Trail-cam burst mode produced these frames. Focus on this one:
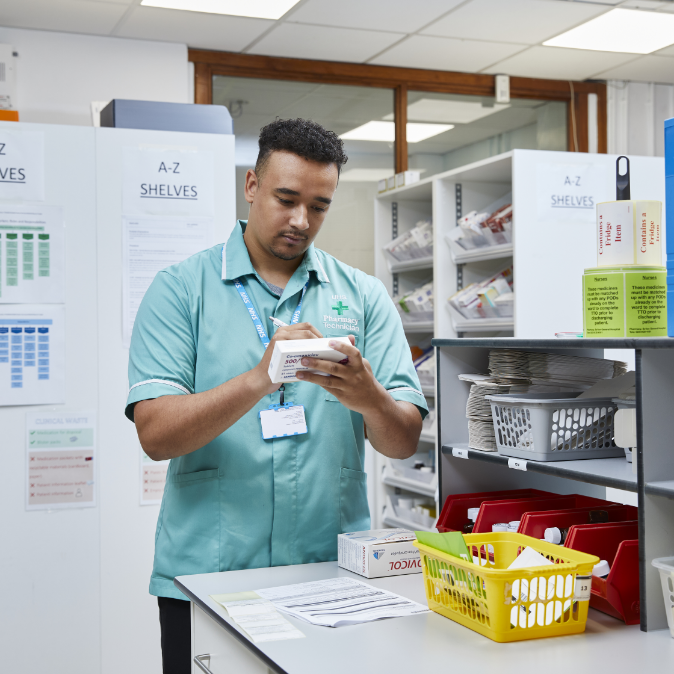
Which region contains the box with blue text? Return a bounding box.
[338,529,422,578]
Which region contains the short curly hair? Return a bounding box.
[255,118,348,179]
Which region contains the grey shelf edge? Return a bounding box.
[645,480,674,499]
[403,323,434,333]
[432,337,674,349]
[388,256,434,273]
[441,444,638,493]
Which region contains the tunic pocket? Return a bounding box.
[153,468,220,581]
[339,467,370,533]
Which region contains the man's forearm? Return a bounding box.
[362,395,422,460]
[135,370,268,461]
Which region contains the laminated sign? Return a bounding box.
[536,162,609,225]
[123,146,214,217]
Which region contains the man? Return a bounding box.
[126,118,428,673]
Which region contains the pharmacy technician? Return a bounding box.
[125,118,428,674]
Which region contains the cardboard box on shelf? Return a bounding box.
[338,529,422,578]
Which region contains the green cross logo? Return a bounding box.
[332,301,349,315]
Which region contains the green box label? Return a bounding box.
[625,272,667,336]
[584,273,624,336]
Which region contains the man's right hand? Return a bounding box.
[251,321,323,396]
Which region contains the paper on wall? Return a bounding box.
[0,304,65,406]
[536,162,609,225]
[0,205,64,303]
[122,216,213,347]
[26,410,96,510]
[123,146,214,217]
[0,129,44,202]
[140,447,169,506]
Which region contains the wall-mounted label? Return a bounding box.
[0,130,45,202]
[123,146,214,217]
[536,162,608,225]
[140,448,169,506]
[26,410,96,510]
[583,272,624,337]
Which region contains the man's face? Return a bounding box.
[244,150,339,261]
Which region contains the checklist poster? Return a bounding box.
[0,305,65,406]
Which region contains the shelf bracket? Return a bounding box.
[392,201,399,296]
[455,184,465,336]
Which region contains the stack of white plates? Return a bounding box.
[488,350,627,392]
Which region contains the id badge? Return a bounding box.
[259,402,308,440]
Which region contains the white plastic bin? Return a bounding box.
[652,557,674,638]
[486,392,625,461]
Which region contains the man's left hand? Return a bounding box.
[295,336,387,414]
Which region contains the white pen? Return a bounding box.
[269,316,288,329]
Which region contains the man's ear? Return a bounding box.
[244,169,259,205]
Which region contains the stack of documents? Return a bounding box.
[460,374,509,452]
[489,350,627,392]
[211,592,305,643]
[255,577,428,628]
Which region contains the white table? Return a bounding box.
[175,561,674,674]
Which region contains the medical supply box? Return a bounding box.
[338,529,422,579]
[268,337,351,383]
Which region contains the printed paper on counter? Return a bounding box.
[123,146,214,217]
[0,305,65,406]
[122,216,213,347]
[26,410,96,510]
[140,448,169,506]
[0,205,65,303]
[0,129,44,201]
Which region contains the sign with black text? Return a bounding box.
[536,162,608,225]
[0,130,45,201]
[123,146,214,217]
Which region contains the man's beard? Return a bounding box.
[268,232,309,261]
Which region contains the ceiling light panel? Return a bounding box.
[140,0,300,20]
[340,121,453,143]
[543,8,674,54]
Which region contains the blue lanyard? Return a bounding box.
[234,277,308,349]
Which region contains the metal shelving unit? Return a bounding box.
[433,336,674,634]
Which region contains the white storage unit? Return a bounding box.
[370,149,665,530]
[0,121,235,673]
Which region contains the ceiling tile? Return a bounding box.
[421,0,608,45]
[594,54,674,84]
[0,0,127,35]
[116,6,273,51]
[247,23,403,63]
[287,0,463,33]
[482,45,637,80]
[369,35,526,72]
[656,43,674,56]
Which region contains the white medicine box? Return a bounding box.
[267,337,351,384]
[338,529,422,578]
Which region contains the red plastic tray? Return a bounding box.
[565,521,640,624]
[519,505,638,539]
[436,489,553,533]
[472,494,610,534]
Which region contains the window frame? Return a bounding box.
[189,49,607,172]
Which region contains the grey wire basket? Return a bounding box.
[485,392,625,462]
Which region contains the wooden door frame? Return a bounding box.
[189,49,607,171]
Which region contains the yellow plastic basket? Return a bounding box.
[414,532,599,643]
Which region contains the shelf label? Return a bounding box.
[574,575,592,601]
[452,448,469,460]
[508,458,527,471]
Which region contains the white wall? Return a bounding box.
[0,26,189,126]
[608,80,674,158]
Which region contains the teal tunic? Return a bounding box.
[126,221,428,599]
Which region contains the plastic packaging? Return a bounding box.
[593,560,611,578]
[652,556,674,638]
